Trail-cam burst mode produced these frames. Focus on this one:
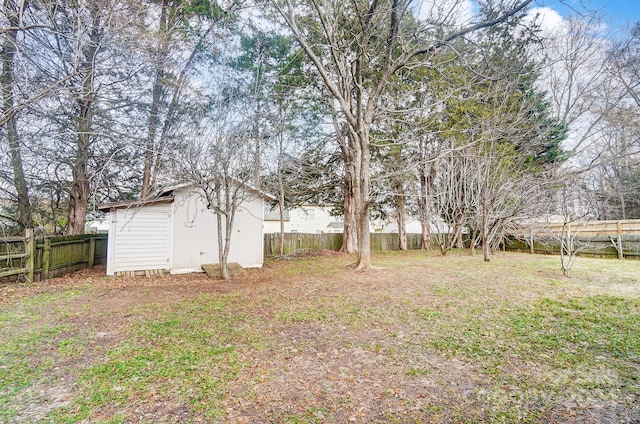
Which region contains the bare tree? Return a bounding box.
[139,0,239,198]
[64,1,105,234]
[177,114,258,281]
[588,107,640,219]
[585,23,640,219]
[432,145,477,255]
[417,142,438,250]
[1,0,31,230]
[267,0,533,270]
[549,179,608,276]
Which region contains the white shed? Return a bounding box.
[99,184,268,276]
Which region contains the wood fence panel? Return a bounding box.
[0,233,31,279]
[36,234,108,281]
[263,232,437,257]
[264,233,343,256]
[508,219,640,259]
[518,219,640,237]
[505,234,640,259]
[1,232,107,282]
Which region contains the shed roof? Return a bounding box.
[97,196,174,211]
[158,180,276,201]
[99,179,276,212]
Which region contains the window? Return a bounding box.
[298,209,315,220]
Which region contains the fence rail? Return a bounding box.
[0,231,107,282]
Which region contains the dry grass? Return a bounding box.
[1,250,639,423]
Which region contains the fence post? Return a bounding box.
[42,238,51,280]
[617,221,624,259]
[88,237,96,268]
[26,229,35,282]
[530,231,534,254]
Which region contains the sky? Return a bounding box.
[534,0,640,35]
[417,0,639,38]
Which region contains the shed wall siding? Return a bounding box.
[108,204,171,274]
[171,189,264,271]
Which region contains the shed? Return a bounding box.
[99,183,269,276]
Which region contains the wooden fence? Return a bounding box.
[264,233,343,256]
[0,231,34,280]
[0,231,107,282]
[265,226,640,260]
[264,232,434,256]
[505,219,640,259]
[512,219,640,238]
[504,235,640,259]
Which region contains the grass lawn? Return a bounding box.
[0,250,639,423]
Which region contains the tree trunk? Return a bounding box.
[452,214,464,251]
[469,228,481,256]
[277,163,285,256]
[420,222,430,250]
[418,138,435,250]
[141,68,163,198]
[149,27,211,194]
[1,0,32,230]
[216,212,229,281]
[341,163,358,253]
[67,6,101,235]
[334,115,357,253]
[354,130,372,270]
[418,184,432,251]
[67,100,92,234]
[454,229,464,249]
[452,208,465,249]
[253,99,261,191]
[482,203,490,262]
[216,179,237,282]
[395,180,407,250]
[141,0,169,198]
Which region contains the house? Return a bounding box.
[382,217,452,234]
[263,204,344,234]
[98,183,270,276]
[85,212,109,234]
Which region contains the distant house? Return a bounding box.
[85,213,109,234]
[99,183,271,276]
[382,217,452,234]
[264,204,344,234]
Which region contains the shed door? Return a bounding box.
[199,207,219,266]
[110,204,171,273]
